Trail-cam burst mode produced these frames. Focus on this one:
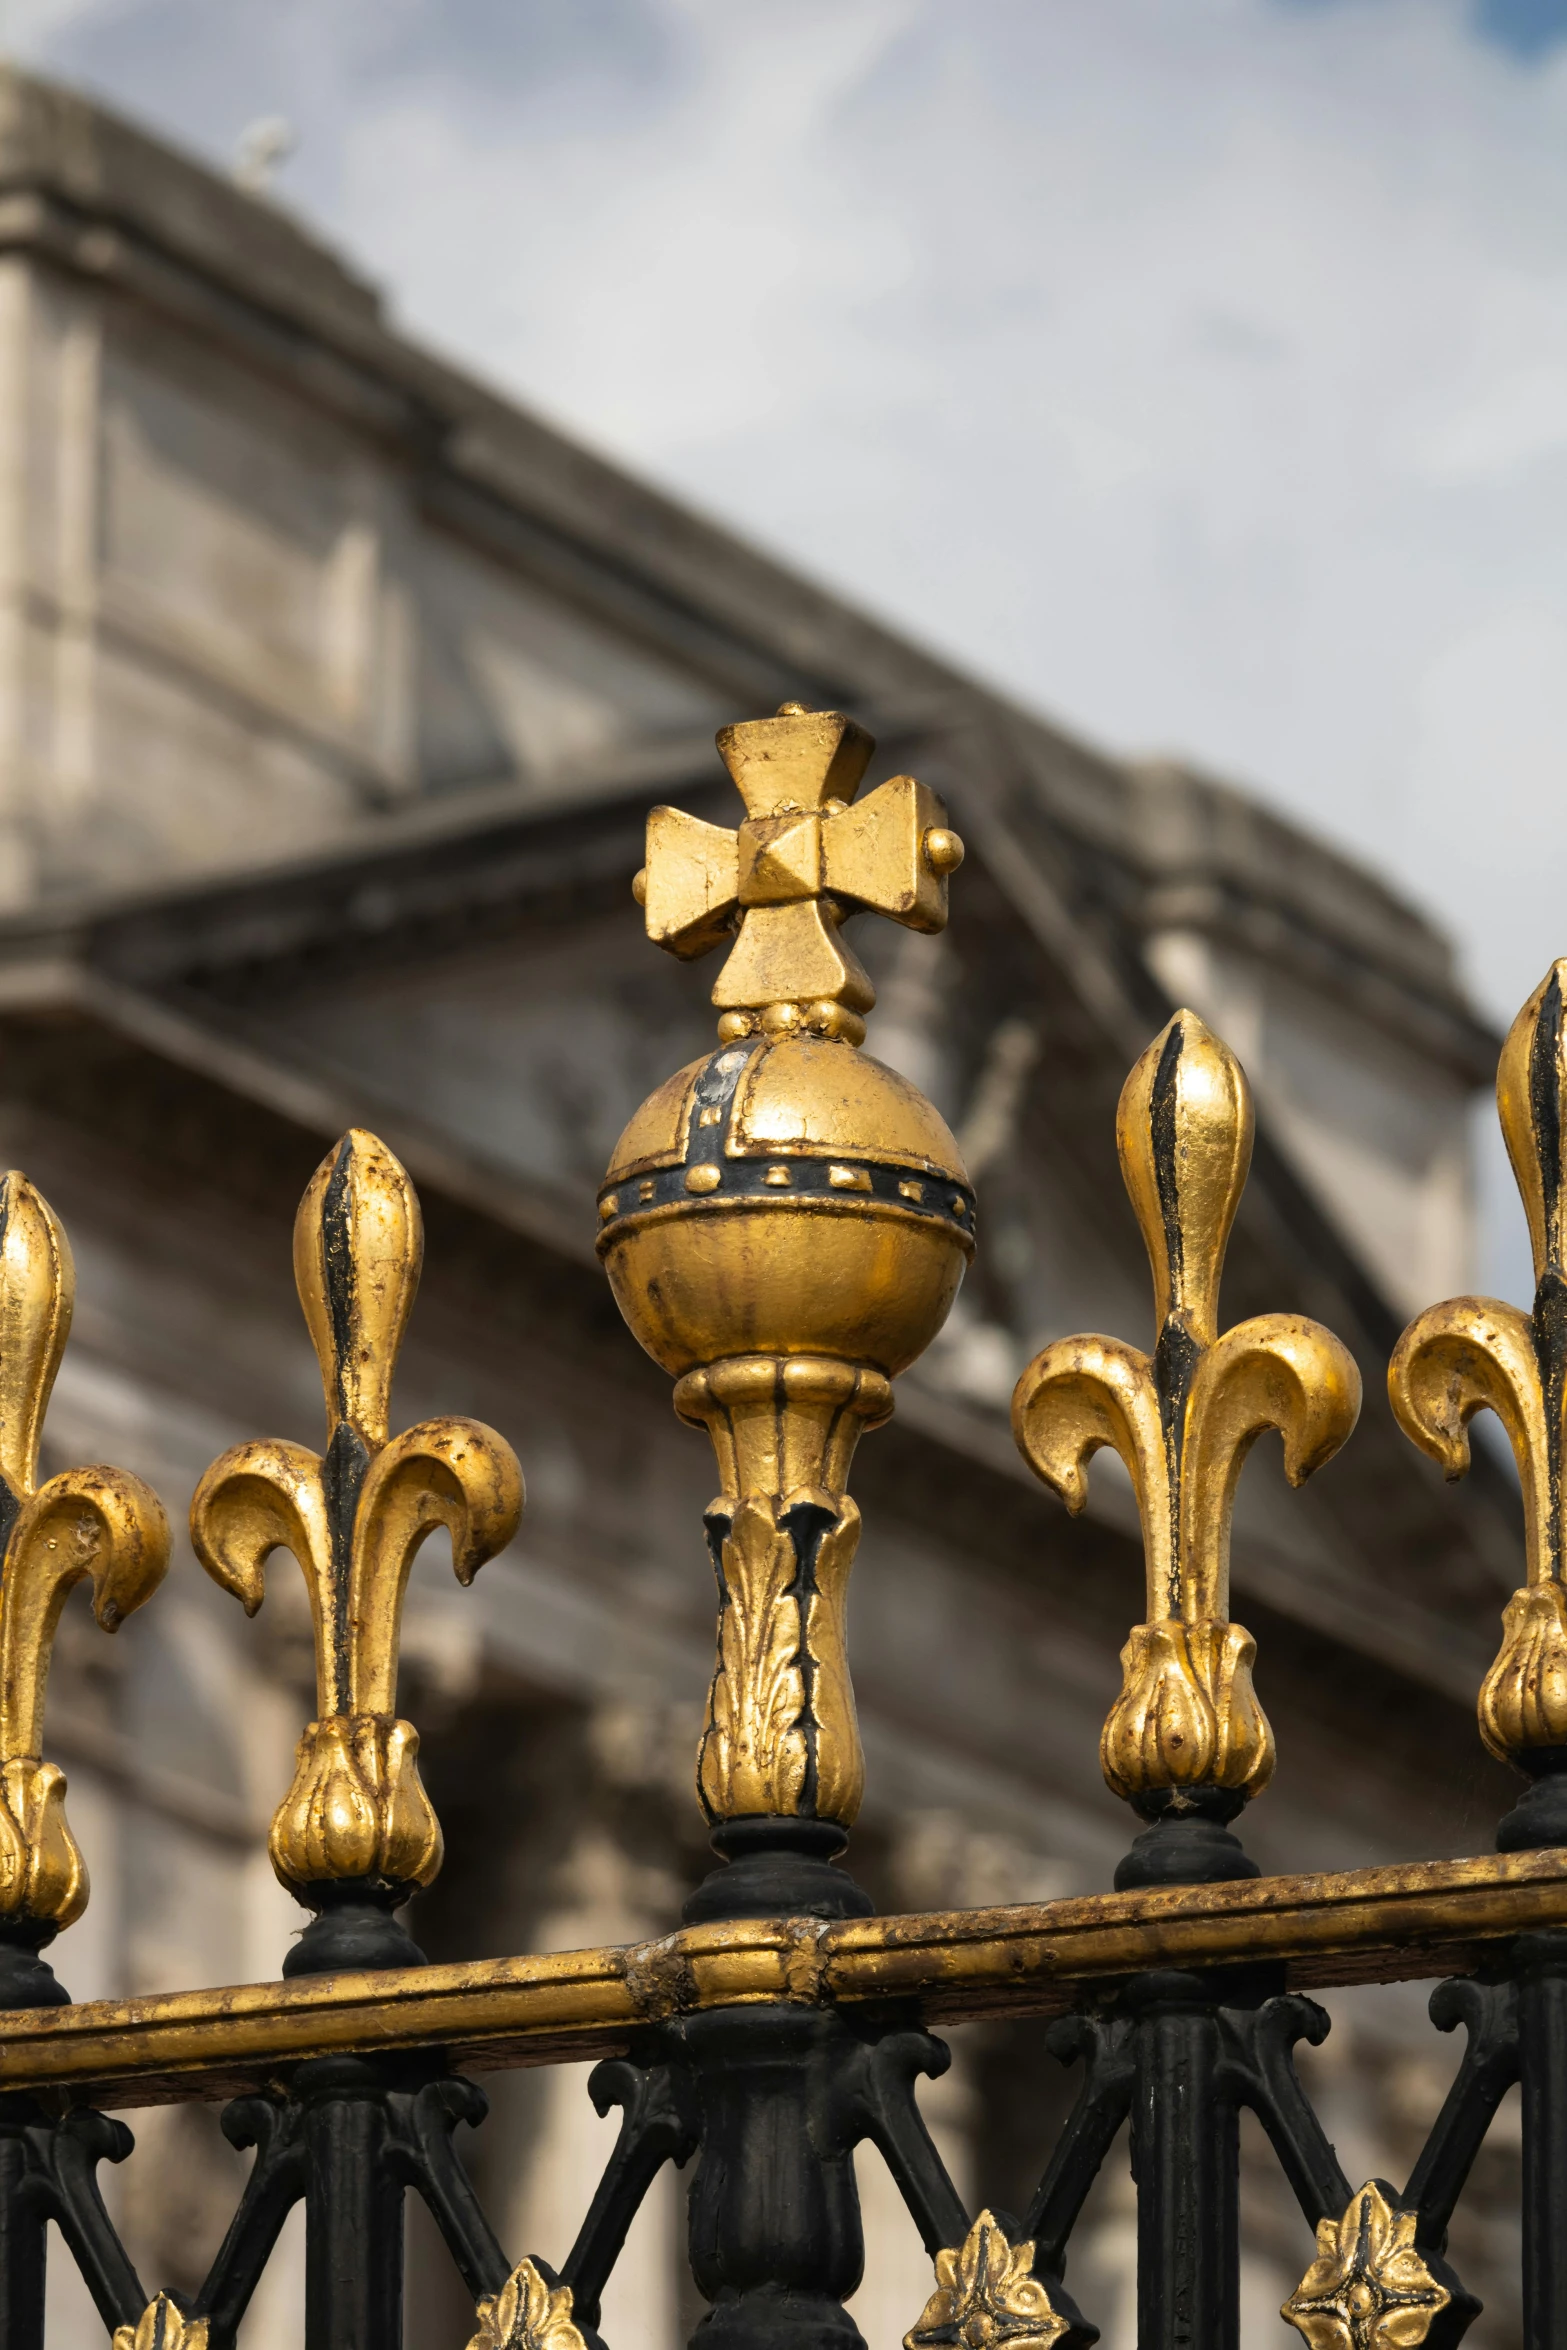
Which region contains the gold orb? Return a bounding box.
[597,1035,974,1378]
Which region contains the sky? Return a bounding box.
[8,0,1567,1294]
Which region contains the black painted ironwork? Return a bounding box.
[2,1831,1564,2347]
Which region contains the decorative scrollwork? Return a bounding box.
[111,2295,210,2350]
[1391,963,1567,1797]
[1281,2181,1451,2349]
[190,1130,523,1896]
[468,2258,587,2350]
[904,2209,1070,2350]
[0,1172,170,1929]
[1012,1013,1360,1814]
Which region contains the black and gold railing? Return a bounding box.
[0,704,1562,2349]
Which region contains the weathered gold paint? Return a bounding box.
[190,1130,523,1896]
[1013,1014,1361,1808]
[1,1850,1562,2108]
[467,2261,587,2350]
[1391,963,1567,1770]
[601,708,972,1828]
[0,1172,169,1930]
[112,2297,210,2350]
[1282,2182,1451,2349]
[905,2211,1070,2350]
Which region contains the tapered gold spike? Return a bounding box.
[191,1132,523,1924]
[1012,1013,1361,1883]
[0,1172,169,1953]
[1390,961,1567,1846]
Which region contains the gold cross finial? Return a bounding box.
[634,704,964,1047]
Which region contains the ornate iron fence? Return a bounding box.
[0,702,1562,2348]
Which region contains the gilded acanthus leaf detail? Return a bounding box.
[904,2210,1070,2350]
[467,2258,587,2350]
[1281,2182,1450,2350]
[698,1494,809,1821]
[112,2294,210,2350]
[679,1359,884,1827]
[1012,1014,1360,1814]
[0,1172,170,1929]
[190,1130,523,1895]
[1391,963,1567,1785]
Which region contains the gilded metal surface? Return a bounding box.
[1012,1013,1361,1807]
[1281,2182,1450,2349]
[602,709,972,1826]
[637,702,962,1043]
[0,1172,169,1928]
[467,2260,586,2350]
[111,2296,210,2350]
[189,1130,523,1896]
[3,1849,1565,2107]
[904,2210,1070,2350]
[677,1359,889,1824]
[1390,961,1567,1767]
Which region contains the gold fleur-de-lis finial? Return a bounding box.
[633,703,964,1047]
[0,1173,170,1950]
[904,2210,1071,2350]
[1011,1014,1361,1882]
[1390,961,1567,1846]
[1281,2182,1453,2349]
[190,1131,523,1939]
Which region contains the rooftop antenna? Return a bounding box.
[234,115,296,195]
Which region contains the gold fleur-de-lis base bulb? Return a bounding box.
[191,1131,522,1967]
[600,709,973,1902]
[1012,1013,1360,1888]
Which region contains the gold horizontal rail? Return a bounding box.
[4,1847,1564,2108]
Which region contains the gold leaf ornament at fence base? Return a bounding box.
[468,2258,587,2350]
[1281,2182,1451,2350]
[112,2295,210,2350]
[904,2210,1070,2350]
[190,1130,523,1897]
[1012,1013,1360,1823]
[0,1173,170,1931]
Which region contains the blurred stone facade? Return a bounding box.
[0,63,1529,2349]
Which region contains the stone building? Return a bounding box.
[0,62,1529,2348]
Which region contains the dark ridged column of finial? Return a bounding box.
[1516,1933,1567,2350]
[295,2056,407,2350]
[0,2106,47,2350]
[1128,1972,1241,2350]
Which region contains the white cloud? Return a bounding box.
[20,0,1567,1170]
